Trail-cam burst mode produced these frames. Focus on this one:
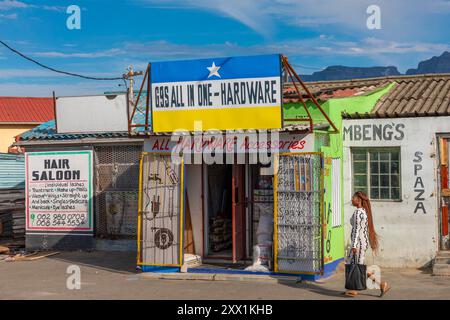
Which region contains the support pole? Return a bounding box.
[145,63,151,133]
[283,60,314,132]
[128,64,150,135]
[281,55,339,134]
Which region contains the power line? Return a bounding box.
[1,39,324,79]
[0,39,125,81]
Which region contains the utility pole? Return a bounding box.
[123,65,143,105]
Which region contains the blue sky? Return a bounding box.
[0,0,450,96]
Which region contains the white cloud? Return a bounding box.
[0,12,17,19]
[33,48,124,58]
[140,0,367,35]
[141,0,275,38]
[121,37,450,60]
[339,38,450,55]
[141,0,450,41]
[0,82,117,97]
[118,37,450,74]
[0,0,28,11]
[0,68,121,79]
[2,35,449,96]
[3,37,448,80]
[0,1,70,13]
[40,5,66,12]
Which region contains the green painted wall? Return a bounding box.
[283,83,395,268]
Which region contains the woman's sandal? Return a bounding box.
[380,281,391,297]
[345,290,358,297]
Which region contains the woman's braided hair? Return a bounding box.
[354,191,379,251]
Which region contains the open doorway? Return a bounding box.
[201,163,249,269]
[205,164,233,258]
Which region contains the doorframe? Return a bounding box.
[202,163,234,260]
[232,163,246,263]
[202,163,249,262]
[437,134,450,250]
[245,163,251,259]
[202,164,209,257]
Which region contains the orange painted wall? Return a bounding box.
[0,124,36,152]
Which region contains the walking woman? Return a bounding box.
[345,191,390,297]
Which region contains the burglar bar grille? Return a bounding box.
[94,145,142,238]
[276,154,323,274]
[139,153,182,266]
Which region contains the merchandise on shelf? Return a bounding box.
[209,217,232,252]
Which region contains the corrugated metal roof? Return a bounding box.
[19,119,130,141]
[18,118,327,142]
[0,97,54,123]
[0,153,24,189]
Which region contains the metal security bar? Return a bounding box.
[94,145,142,238]
[138,153,184,267]
[275,153,323,274]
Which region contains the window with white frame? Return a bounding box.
[352,148,401,201]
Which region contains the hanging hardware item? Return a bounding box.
[149,173,162,184]
[164,158,179,185]
[152,227,174,250]
[151,195,160,218]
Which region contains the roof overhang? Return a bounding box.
[0,122,44,125]
[16,124,330,146]
[342,111,450,120]
[14,137,145,147]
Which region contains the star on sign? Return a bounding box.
[207,62,221,78]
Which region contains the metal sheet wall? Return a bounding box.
[0,153,25,190]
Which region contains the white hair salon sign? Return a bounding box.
[25,151,93,234]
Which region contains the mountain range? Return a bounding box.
[301,51,450,82]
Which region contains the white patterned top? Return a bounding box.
[350,207,369,250]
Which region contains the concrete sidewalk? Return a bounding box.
[1,251,450,300]
[141,271,300,283]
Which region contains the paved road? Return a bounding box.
[1,251,449,300]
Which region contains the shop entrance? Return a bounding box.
[204,164,233,259]
[138,149,325,275]
[204,164,247,263]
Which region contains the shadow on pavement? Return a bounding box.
[278,278,382,299]
[278,280,345,298]
[47,250,138,274]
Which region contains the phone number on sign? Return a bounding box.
[32,213,88,228]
